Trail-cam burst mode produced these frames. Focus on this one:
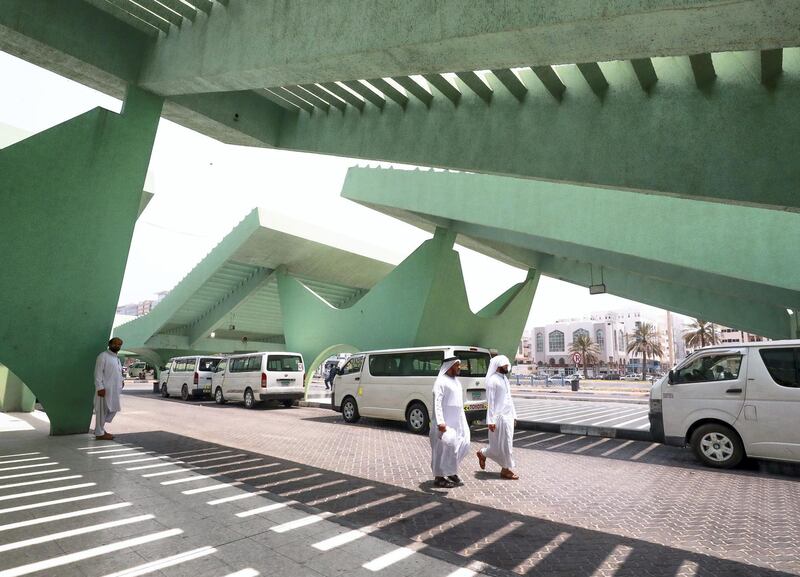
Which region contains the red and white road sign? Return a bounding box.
[571,352,582,364]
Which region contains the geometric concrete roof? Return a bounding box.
[114,208,394,356]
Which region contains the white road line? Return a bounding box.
[306,485,374,508]
[0,491,113,514]
[0,514,154,553]
[236,500,297,518]
[127,461,185,471]
[221,570,259,577]
[182,482,243,495]
[77,444,130,451]
[582,408,646,425]
[513,432,547,443]
[612,415,650,428]
[521,434,564,447]
[637,422,651,430]
[601,440,634,457]
[112,456,170,465]
[279,479,347,497]
[161,474,218,486]
[100,546,216,577]
[142,468,197,478]
[98,452,152,460]
[85,447,140,455]
[239,467,299,482]
[0,474,82,490]
[271,512,333,533]
[0,468,70,481]
[573,438,611,453]
[312,529,369,551]
[512,532,571,573]
[518,406,616,422]
[0,482,96,502]
[0,456,49,466]
[161,447,221,457]
[631,443,660,460]
[0,528,182,577]
[588,410,648,427]
[516,405,598,419]
[565,408,641,425]
[363,546,419,571]
[180,451,233,462]
[0,462,57,473]
[182,454,246,466]
[0,452,40,459]
[0,502,131,532]
[446,569,477,577]
[257,473,322,489]
[547,436,586,450]
[208,491,267,506]
[517,402,620,417]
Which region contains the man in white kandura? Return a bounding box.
[477,355,519,480]
[93,338,124,440]
[430,357,471,488]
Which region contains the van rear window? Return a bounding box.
[267,355,302,372]
[198,358,220,372]
[455,351,491,378]
[759,348,800,388]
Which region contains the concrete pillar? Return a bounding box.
[0,365,35,412]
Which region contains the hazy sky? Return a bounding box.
[1,50,668,328]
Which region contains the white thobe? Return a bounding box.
[480,372,517,469]
[93,350,123,435]
[430,375,471,477]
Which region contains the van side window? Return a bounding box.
[174,360,186,372]
[342,356,364,375]
[267,355,302,372]
[198,358,220,372]
[409,351,443,376]
[184,358,196,371]
[673,354,742,383]
[216,359,227,373]
[369,353,403,377]
[230,357,248,373]
[759,348,800,388]
[245,356,261,372]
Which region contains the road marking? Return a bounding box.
[257,473,322,489]
[512,532,571,573]
[279,479,347,497]
[85,447,141,455]
[588,410,648,426]
[182,481,243,495]
[0,456,49,465]
[363,545,421,571]
[271,511,334,533]
[313,529,369,551]
[0,482,96,502]
[0,452,40,459]
[112,456,170,465]
[160,447,220,457]
[612,415,650,428]
[513,432,547,443]
[161,474,217,486]
[573,438,611,453]
[631,443,660,460]
[547,436,586,450]
[0,528,183,577]
[0,474,82,490]
[0,514,154,553]
[180,450,233,462]
[0,462,57,473]
[0,468,70,481]
[0,502,131,532]
[221,570,259,577]
[236,500,297,518]
[208,490,267,506]
[458,521,523,556]
[142,468,197,478]
[305,485,374,507]
[240,467,299,482]
[182,453,245,465]
[601,440,634,457]
[521,434,564,447]
[566,408,641,425]
[127,461,185,471]
[99,452,151,460]
[637,422,651,430]
[0,491,114,515]
[100,546,216,577]
[77,444,130,451]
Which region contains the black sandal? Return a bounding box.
[447,475,463,486]
[434,476,456,488]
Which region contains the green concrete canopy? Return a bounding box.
[2,1,800,211]
[341,167,800,340]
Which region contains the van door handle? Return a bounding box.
[354,377,360,381]
[726,388,742,394]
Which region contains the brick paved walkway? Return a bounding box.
[19,391,800,576]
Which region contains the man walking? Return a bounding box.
[93,338,124,440]
[477,355,519,479]
[430,357,471,488]
[325,362,337,390]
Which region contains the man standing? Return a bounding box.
[325,363,337,390]
[430,357,471,488]
[93,338,124,440]
[477,355,519,480]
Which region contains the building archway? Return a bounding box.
[304,344,360,399]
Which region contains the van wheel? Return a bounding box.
[180,384,189,401]
[161,384,169,398]
[244,388,256,409]
[281,399,294,408]
[690,423,744,469]
[341,396,360,423]
[214,387,226,405]
[406,402,430,435]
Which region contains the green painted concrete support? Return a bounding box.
[0,365,35,413]
[276,229,538,397]
[0,86,163,434]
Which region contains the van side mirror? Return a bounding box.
[668,370,674,384]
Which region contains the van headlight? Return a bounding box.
[649,398,662,413]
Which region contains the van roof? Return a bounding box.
[225,351,302,358]
[690,339,800,351]
[168,355,223,361]
[354,345,492,355]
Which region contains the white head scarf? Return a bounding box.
[438,357,460,378]
[485,354,510,381]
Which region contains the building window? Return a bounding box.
[596,329,605,349]
[549,330,565,352]
[536,333,544,352]
[558,357,565,365]
[573,328,589,341]
[549,358,555,366]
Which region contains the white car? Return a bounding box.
[620,374,643,381]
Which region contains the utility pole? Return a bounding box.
[666,310,675,368]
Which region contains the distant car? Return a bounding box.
[564,374,580,384]
[603,373,622,380]
[532,373,552,383]
[620,374,643,381]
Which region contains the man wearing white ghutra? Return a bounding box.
[477,354,519,480]
[430,356,471,488]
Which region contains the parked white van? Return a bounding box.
[161,356,223,401]
[333,346,491,434]
[649,340,800,468]
[212,352,305,409]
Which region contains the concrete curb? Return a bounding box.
[516,419,654,442]
[299,400,332,409]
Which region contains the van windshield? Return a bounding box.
[198,358,220,372]
[455,351,491,378]
[267,355,303,372]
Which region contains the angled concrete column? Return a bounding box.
[0,365,35,413]
[0,86,163,434]
[277,227,538,397]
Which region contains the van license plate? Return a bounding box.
[471,391,481,400]
[466,402,488,411]
[278,379,294,386]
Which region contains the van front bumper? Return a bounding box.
[465,409,487,422]
[259,391,304,401]
[648,411,665,443]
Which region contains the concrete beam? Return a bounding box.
[137,0,800,95]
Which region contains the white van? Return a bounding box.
[212,352,305,409]
[333,346,491,434]
[649,340,800,468]
[161,356,223,401]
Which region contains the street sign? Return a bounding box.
[571,352,582,364]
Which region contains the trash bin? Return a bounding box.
[571,380,580,392]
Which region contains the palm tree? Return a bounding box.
[569,334,600,378]
[683,319,718,350]
[626,323,663,380]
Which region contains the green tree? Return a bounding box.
[626,323,664,380]
[682,319,718,350]
[569,334,600,378]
